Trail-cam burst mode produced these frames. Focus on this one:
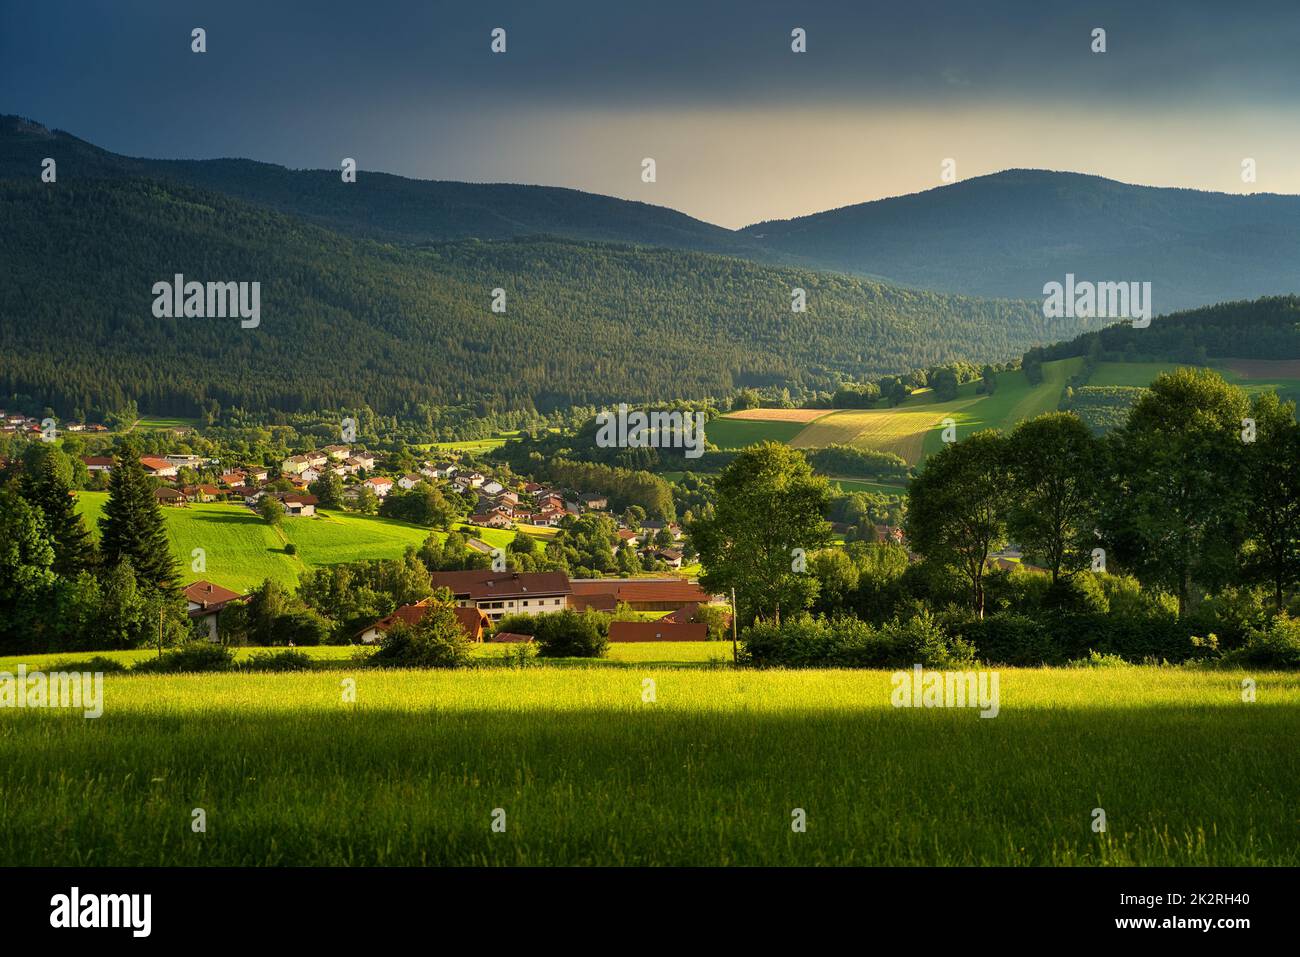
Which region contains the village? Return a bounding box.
[63,435,718,647]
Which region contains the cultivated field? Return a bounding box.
[791,401,981,463]
[781,357,1084,464]
[0,662,1294,866]
[722,408,835,423]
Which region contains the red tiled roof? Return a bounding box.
[609,621,708,642]
[660,602,701,624]
[82,456,114,467]
[139,456,173,471]
[569,579,711,604]
[359,600,490,641]
[184,580,242,610]
[431,570,572,600]
[569,593,618,613]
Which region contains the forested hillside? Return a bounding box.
[1023,296,1300,368]
[742,170,1300,310]
[0,178,1062,419]
[0,115,760,254]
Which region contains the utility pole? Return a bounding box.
[730,586,738,664]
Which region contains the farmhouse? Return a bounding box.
[356,601,492,644]
[82,456,113,473]
[139,456,178,478]
[184,580,243,642]
[468,512,513,529]
[279,493,318,517]
[569,578,714,613]
[154,487,186,505]
[431,570,571,622]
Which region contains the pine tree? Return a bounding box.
[99,446,178,592]
[21,446,97,577]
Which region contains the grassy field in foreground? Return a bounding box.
[0,642,733,673]
[0,666,1295,865]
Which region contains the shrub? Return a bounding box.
[1066,650,1131,668]
[533,609,609,658]
[284,543,298,556]
[242,649,314,672]
[492,613,539,637]
[132,642,236,674]
[50,655,129,674]
[880,610,975,668]
[502,641,539,668]
[956,613,1055,666]
[262,608,331,647]
[742,610,972,669]
[1224,615,1300,668]
[370,604,471,668]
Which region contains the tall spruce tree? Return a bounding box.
[21,445,97,577]
[99,445,178,592]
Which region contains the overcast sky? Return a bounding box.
[4,0,1299,228]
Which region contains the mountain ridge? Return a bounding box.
[7,114,1300,312]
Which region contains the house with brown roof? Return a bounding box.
[82,456,114,473]
[355,601,492,644]
[569,578,714,612]
[278,493,318,517]
[185,580,244,642]
[468,512,513,529]
[139,456,179,478]
[154,486,186,505]
[430,570,571,622]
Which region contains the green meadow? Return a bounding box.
[0,663,1294,866]
[77,493,443,592]
[705,416,809,449]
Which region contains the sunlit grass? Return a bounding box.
[0,665,1294,866]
